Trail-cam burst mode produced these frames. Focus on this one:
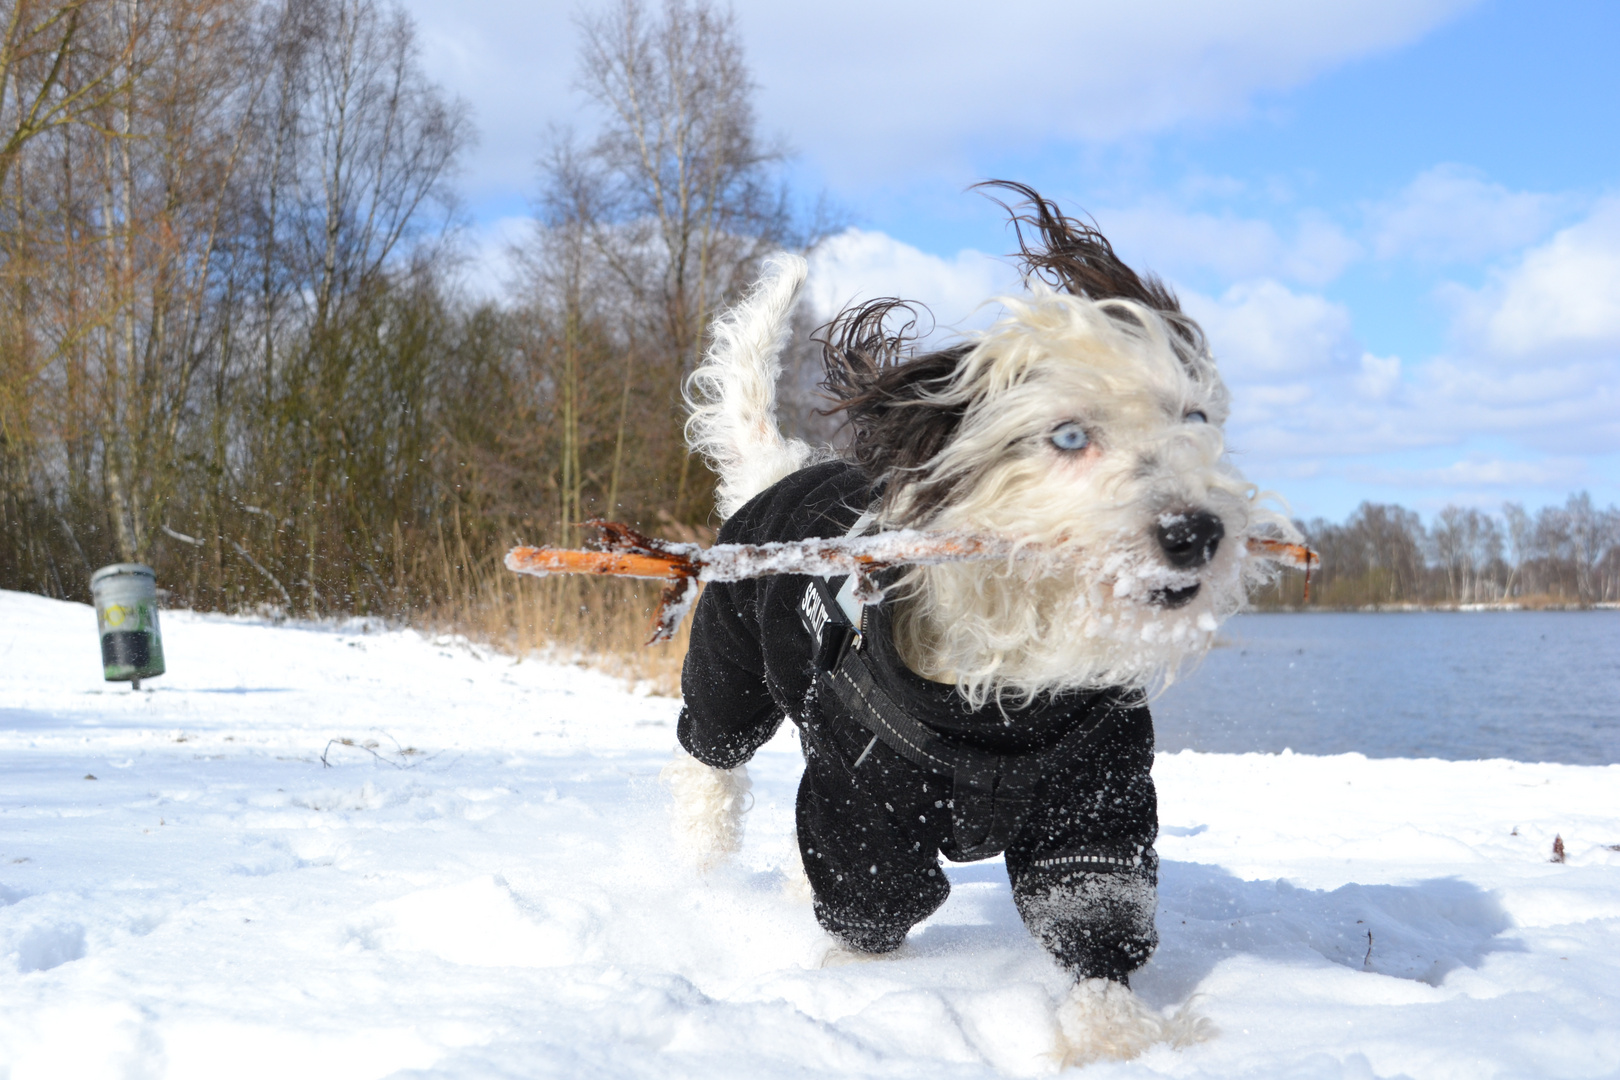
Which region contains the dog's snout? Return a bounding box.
[1156,511,1224,568]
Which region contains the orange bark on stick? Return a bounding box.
[1245,538,1320,601]
[1244,537,1317,569]
[504,522,1320,642]
[504,547,695,581]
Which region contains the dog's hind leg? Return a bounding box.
[660,750,752,871]
[794,749,951,954]
[684,253,819,520]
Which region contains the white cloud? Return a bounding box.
[1395,198,1620,458]
[743,0,1480,181]
[1453,197,1620,360]
[1099,205,1359,287]
[1184,280,1357,380]
[1355,353,1402,400]
[398,0,1480,196]
[1177,281,1458,467]
[402,3,578,199]
[1288,217,1365,285]
[1402,356,1620,457]
[1348,456,1587,488]
[805,229,1019,332]
[1181,261,1617,466]
[450,216,532,301]
[1369,164,1567,263]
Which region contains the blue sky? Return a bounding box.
[403,0,1618,522]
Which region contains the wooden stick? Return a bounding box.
[1244,538,1317,570]
[504,521,1320,641]
[1244,538,1319,602]
[503,548,692,580]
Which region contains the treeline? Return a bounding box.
[1258,494,1620,609]
[3,0,1612,636]
[1,0,823,626]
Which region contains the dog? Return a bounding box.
[664,182,1296,1065]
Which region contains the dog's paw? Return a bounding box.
[1055,979,1215,1067]
[660,751,751,870]
[1160,999,1218,1051]
[811,938,902,969]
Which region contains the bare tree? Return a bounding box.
[296,0,465,327]
[1432,506,1504,604]
[223,0,468,611]
[1502,502,1532,598]
[0,0,132,190]
[1563,492,1614,604]
[1,0,132,471]
[1,0,473,612]
[1,0,264,564]
[534,0,803,523]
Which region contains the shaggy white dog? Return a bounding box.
[669,184,1297,1063]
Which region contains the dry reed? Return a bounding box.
[419,540,693,697]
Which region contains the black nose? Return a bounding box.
[1156,511,1224,568]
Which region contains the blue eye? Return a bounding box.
[1185,410,1208,424]
[1050,421,1090,452]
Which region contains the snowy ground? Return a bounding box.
[2,589,1618,1080]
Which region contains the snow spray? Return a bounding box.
[90,563,166,688]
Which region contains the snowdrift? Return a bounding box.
[1,589,1617,1078]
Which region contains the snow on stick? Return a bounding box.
[505,521,1318,643]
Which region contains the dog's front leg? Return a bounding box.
[1012,862,1213,1064]
[1010,858,1160,984]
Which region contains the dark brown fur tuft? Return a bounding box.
[816,299,972,521]
[973,180,1180,310]
[975,179,1207,360]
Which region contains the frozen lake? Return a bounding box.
[1154,610,1620,765]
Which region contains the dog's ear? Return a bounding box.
[975,180,1177,309]
[816,301,974,520]
[975,180,1208,364]
[816,298,925,399]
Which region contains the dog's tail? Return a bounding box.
[686,253,819,520]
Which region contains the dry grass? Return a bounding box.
[420,544,694,697]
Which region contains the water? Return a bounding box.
[1152,611,1620,766]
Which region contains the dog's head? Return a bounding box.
[822,183,1299,704]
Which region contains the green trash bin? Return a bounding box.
[91,563,166,688]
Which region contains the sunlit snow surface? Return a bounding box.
[2,589,1618,1079]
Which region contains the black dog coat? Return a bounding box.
[678,460,1160,982]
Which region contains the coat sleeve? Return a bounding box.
[676,461,871,770]
[676,573,784,769]
[1004,696,1160,983]
[675,487,791,770]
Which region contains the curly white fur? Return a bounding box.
[1055,979,1215,1066]
[879,287,1300,704]
[688,263,1299,706]
[685,253,820,520]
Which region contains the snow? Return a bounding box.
[2,588,1618,1079]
